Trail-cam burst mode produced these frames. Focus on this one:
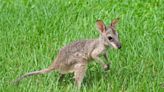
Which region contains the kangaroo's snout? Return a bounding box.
[110,41,121,49]
[117,44,121,49]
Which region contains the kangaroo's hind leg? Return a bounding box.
[58,74,65,82]
[74,62,87,89]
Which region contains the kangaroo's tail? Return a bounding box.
[13,67,55,85]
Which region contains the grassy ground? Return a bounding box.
[0,0,163,92]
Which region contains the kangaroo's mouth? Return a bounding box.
[110,42,121,49]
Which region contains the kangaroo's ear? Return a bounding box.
[96,20,106,33]
[110,18,120,28]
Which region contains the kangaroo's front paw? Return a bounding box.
[103,64,110,71]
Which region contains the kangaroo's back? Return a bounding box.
[53,40,97,66]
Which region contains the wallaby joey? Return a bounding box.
[14,18,121,88]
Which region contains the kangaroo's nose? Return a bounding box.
[118,45,121,49]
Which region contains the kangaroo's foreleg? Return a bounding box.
[91,50,108,70]
[103,52,110,71]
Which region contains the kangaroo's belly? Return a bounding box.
[57,53,89,74]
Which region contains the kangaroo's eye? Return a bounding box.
[108,36,112,40]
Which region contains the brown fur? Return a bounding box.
[13,18,121,88]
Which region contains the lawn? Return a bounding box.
[0,0,163,92]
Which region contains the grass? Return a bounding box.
[0,0,163,92]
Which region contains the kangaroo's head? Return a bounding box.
[96,18,121,49]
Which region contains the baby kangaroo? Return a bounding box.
[14,18,121,88]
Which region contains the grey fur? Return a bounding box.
[13,18,121,88]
